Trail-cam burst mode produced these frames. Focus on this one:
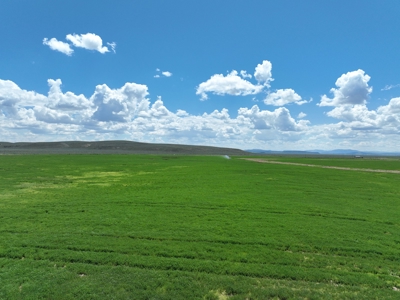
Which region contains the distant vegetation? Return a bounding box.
[1,154,400,299]
[0,141,248,155]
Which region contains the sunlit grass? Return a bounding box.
[0,155,399,299]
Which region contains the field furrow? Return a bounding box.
[1,155,400,299]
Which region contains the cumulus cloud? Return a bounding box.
[297,112,307,119]
[264,89,309,106]
[196,70,263,100]
[154,69,173,78]
[34,106,74,124]
[44,33,114,55]
[66,33,111,54]
[321,97,400,135]
[43,38,74,56]
[0,80,47,118]
[162,71,172,77]
[91,82,150,122]
[0,77,314,149]
[316,69,400,135]
[240,70,252,79]
[0,79,95,124]
[196,60,275,100]
[377,97,400,114]
[47,79,92,111]
[238,105,308,131]
[319,69,372,107]
[326,105,376,122]
[254,60,273,87]
[2,69,400,152]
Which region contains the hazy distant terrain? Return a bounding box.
[247,149,400,156]
[0,141,249,155]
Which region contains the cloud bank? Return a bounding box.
[1,63,400,151]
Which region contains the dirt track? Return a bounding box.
[242,158,400,174]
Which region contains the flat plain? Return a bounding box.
[0,154,400,299]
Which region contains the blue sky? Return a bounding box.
[1,0,400,150]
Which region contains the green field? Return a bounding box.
[1,155,400,299]
[258,156,400,171]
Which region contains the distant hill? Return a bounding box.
[0,141,249,155]
[246,148,400,156]
[247,149,320,155]
[308,149,400,156]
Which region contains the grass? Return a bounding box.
[0,154,399,299]
[257,155,400,170]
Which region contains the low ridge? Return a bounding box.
[0,140,249,155]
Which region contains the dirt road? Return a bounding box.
[242,158,400,174]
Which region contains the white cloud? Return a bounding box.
[34,106,74,124]
[107,42,117,53]
[297,112,307,119]
[162,71,172,77]
[196,60,275,100]
[0,79,47,118]
[264,89,309,106]
[0,77,313,148]
[322,97,400,135]
[326,105,376,122]
[47,79,92,111]
[43,38,74,56]
[91,82,150,122]
[176,109,189,117]
[43,33,114,55]
[317,70,400,136]
[319,69,372,107]
[377,97,400,114]
[238,105,308,131]
[240,70,252,79]
[196,70,263,100]
[381,84,400,91]
[154,69,173,78]
[66,33,110,54]
[2,71,400,152]
[254,60,273,87]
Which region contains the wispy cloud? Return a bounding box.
[107,42,117,53]
[381,84,400,91]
